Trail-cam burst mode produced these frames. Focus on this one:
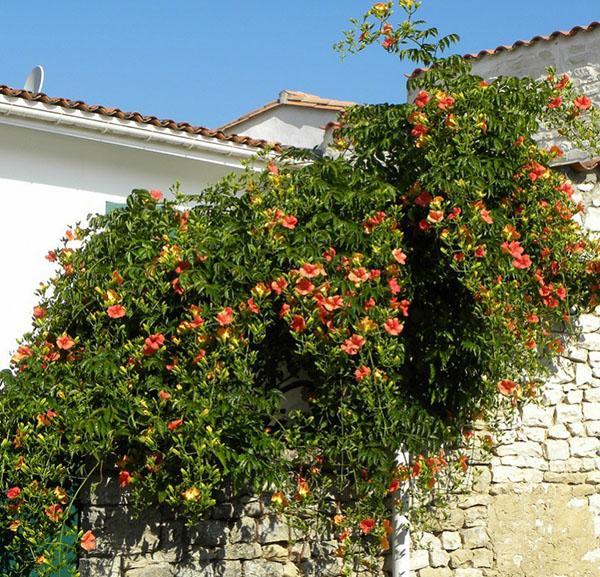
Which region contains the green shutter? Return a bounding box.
[105,200,126,214]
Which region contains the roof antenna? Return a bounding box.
[24,65,44,93]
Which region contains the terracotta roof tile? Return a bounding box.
[0,85,282,152]
[219,90,355,131]
[463,21,600,60]
[412,21,600,76]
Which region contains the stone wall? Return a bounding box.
[78,483,354,577]
[409,168,600,577]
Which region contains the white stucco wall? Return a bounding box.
[224,106,340,149]
[0,123,242,366]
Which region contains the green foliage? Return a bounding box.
[1,3,599,574]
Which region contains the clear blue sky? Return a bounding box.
[0,1,598,129]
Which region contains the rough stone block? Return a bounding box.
[454,569,483,577]
[582,333,600,351]
[585,387,600,402]
[564,345,588,363]
[263,544,289,563]
[463,506,488,527]
[461,526,488,549]
[410,549,429,570]
[230,516,257,543]
[440,531,461,551]
[495,441,541,457]
[544,440,570,460]
[521,405,553,427]
[548,423,570,439]
[257,516,291,544]
[214,561,243,577]
[577,364,594,386]
[420,569,453,577]
[556,403,582,423]
[188,520,229,548]
[215,543,262,561]
[280,562,300,577]
[78,556,122,577]
[429,547,450,568]
[570,437,600,457]
[124,563,177,577]
[583,402,600,420]
[471,547,493,568]
[567,389,584,404]
[449,548,472,568]
[244,500,263,517]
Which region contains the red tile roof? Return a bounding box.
[219,90,355,131]
[0,85,282,151]
[464,21,600,60]
[412,21,600,76]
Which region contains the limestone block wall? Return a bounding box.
[409,168,600,577]
[78,482,361,577]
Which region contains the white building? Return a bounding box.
[0,86,278,363]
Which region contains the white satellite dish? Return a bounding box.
[24,65,45,93]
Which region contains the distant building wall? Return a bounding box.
[223,106,339,150]
[0,122,242,365]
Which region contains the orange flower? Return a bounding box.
[479,208,493,224]
[80,530,96,552]
[143,333,165,356]
[354,365,371,382]
[290,315,306,333]
[118,471,133,489]
[359,518,376,535]
[295,278,315,296]
[437,94,455,111]
[182,487,201,501]
[33,306,46,319]
[45,504,64,522]
[427,210,444,224]
[299,263,326,278]
[267,161,279,176]
[271,277,288,295]
[512,254,532,270]
[497,379,518,396]
[414,191,433,207]
[338,529,350,542]
[7,487,21,500]
[384,318,404,336]
[168,418,184,431]
[281,215,298,230]
[271,491,288,507]
[340,334,366,355]
[11,345,32,364]
[547,96,563,109]
[295,477,310,500]
[414,90,431,108]
[107,305,126,319]
[53,487,68,504]
[474,245,486,259]
[347,267,370,285]
[246,298,260,314]
[8,519,21,532]
[215,307,234,326]
[149,189,163,201]
[56,334,75,350]
[574,95,592,111]
[392,249,407,264]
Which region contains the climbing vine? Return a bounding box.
[1,2,599,575]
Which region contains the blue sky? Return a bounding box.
[0,1,598,128]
